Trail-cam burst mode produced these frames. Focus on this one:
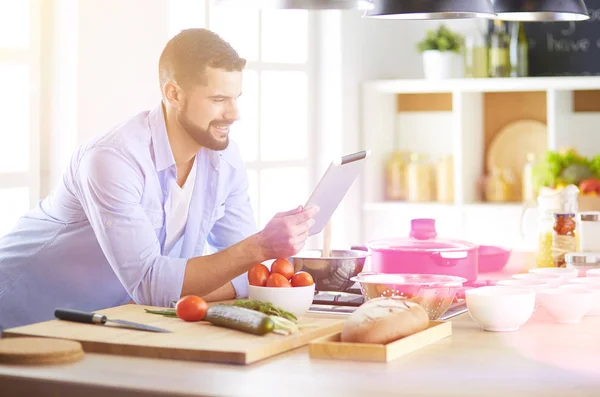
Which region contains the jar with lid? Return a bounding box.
[552,213,577,268]
[384,151,409,201]
[579,212,600,252]
[407,153,434,202]
[565,252,600,277]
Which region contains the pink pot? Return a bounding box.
[366,219,479,283]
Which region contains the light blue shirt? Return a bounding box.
[0,104,256,331]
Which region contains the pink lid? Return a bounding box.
[367,218,477,252]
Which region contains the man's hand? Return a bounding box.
[255,205,320,261]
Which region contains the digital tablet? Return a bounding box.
[305,150,371,236]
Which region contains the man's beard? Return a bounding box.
[177,106,230,151]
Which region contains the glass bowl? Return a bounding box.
[350,272,467,320]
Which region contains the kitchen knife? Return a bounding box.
[54,308,172,333]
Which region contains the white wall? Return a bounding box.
[42,0,170,196]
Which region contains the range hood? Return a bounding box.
[212,0,374,9]
[491,0,590,21]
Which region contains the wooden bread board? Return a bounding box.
[308,321,452,363]
[2,304,344,365]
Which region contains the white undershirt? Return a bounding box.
[164,158,197,255]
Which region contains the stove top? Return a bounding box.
[309,290,468,320]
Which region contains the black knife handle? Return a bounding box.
[55,308,107,325]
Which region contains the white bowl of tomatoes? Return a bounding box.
[248,258,316,317]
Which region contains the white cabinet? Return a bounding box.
[360,77,600,249]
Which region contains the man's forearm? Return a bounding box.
[180,233,265,298]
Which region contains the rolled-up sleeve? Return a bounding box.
[72,146,187,307]
[206,166,257,299]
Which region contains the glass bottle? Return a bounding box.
[407,153,433,202]
[488,20,510,78]
[384,151,409,201]
[552,213,577,268]
[436,154,454,203]
[485,167,510,202]
[522,153,536,203]
[464,33,488,78]
[509,21,529,77]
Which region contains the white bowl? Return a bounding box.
[513,273,563,288]
[537,288,594,324]
[248,284,315,317]
[466,286,535,332]
[568,277,600,286]
[562,283,600,316]
[497,279,551,291]
[529,268,578,284]
[587,269,600,277]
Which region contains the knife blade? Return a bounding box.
[54,308,172,333]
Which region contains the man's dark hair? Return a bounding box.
[158,28,246,91]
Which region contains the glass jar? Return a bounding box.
[407,153,434,202]
[485,167,511,202]
[579,212,600,252]
[464,34,488,78]
[384,151,409,201]
[436,154,454,203]
[522,153,536,203]
[552,213,577,268]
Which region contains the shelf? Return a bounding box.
[363,202,523,212]
[365,76,600,94]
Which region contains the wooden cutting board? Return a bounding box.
[2,304,344,365]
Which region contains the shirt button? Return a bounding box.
[106,220,113,226]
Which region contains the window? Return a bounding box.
[0,0,40,236]
[168,1,315,229]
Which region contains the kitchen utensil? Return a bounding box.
[248,283,316,317]
[366,218,479,282]
[578,212,600,252]
[478,245,512,273]
[55,308,172,333]
[289,249,368,292]
[308,320,451,363]
[0,337,84,365]
[512,272,563,288]
[560,284,600,316]
[350,272,467,320]
[487,119,547,188]
[465,286,535,332]
[565,252,600,277]
[4,304,345,365]
[528,267,578,284]
[537,288,594,324]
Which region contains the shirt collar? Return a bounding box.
[148,102,221,172]
[148,103,176,172]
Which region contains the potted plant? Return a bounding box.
[417,24,465,80]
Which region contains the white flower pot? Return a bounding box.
[422,50,464,80]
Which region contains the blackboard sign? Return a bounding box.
[524,0,600,76]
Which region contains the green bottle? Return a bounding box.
[510,22,529,77]
[488,20,510,78]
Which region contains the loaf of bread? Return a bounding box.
[340,297,430,344]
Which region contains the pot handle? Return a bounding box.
[431,251,469,267]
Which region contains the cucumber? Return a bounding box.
[205,305,275,336]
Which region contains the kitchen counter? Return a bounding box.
[1,308,599,397]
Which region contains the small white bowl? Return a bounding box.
[497,279,551,291]
[529,268,578,284]
[569,277,600,286]
[248,284,315,317]
[562,283,600,316]
[513,273,563,288]
[537,288,594,324]
[587,269,600,277]
[466,286,535,332]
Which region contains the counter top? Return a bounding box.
[1,308,599,397]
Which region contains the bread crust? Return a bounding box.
[341,297,430,344]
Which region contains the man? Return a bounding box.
[0,28,318,331]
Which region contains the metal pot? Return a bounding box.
[288,249,368,292]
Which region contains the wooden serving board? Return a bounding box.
[308,321,452,363]
[2,304,344,365]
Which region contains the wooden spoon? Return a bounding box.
[322,220,332,258]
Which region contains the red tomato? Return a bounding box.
[248,263,270,287]
[266,273,292,288]
[176,295,208,322]
[291,271,314,287]
[271,258,294,280]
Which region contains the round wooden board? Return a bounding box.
[487,119,548,177]
[0,337,85,365]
